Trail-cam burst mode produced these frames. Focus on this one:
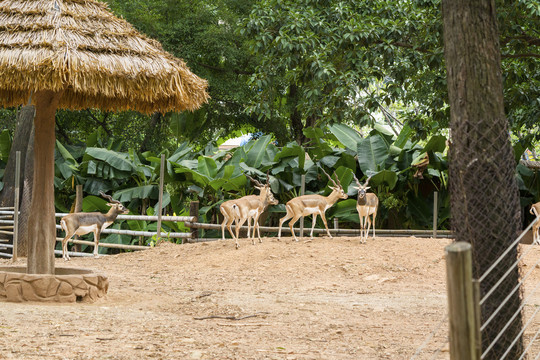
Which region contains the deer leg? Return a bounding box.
[310,214,318,239]
[365,215,372,242]
[358,214,365,243]
[226,216,236,240]
[278,208,293,240]
[235,217,247,249]
[320,212,332,238]
[253,215,262,244]
[288,215,301,241]
[92,228,101,257]
[61,232,75,261]
[372,211,377,239]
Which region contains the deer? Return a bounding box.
[352,174,379,243]
[220,172,278,248]
[278,167,348,241]
[60,191,129,260]
[530,202,540,245]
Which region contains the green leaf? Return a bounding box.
[369,170,398,190]
[357,135,389,173]
[246,135,272,168]
[329,123,362,151]
[394,124,412,149]
[85,148,133,172]
[198,156,218,178]
[423,135,447,153]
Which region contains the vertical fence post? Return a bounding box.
[433,191,439,238]
[445,242,478,360]
[12,151,21,262]
[299,174,305,238]
[156,154,165,243]
[190,201,199,242]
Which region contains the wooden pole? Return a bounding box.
[12,151,21,261]
[433,191,438,238]
[156,154,165,243]
[190,201,199,242]
[27,90,63,275]
[299,174,305,238]
[445,242,478,360]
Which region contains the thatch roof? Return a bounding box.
[0,0,209,114]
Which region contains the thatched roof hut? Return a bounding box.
[0,0,209,113]
[0,0,209,275]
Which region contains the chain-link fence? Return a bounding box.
[449,112,524,358]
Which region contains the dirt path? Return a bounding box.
[1,236,539,359]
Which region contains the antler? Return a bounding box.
[352,173,362,187]
[244,172,264,187]
[364,176,372,187]
[99,191,121,204]
[319,166,339,188]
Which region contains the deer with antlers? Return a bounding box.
[278,167,348,241]
[220,172,278,248]
[60,191,129,260]
[353,174,379,243]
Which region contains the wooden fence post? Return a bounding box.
[156,154,165,243]
[433,191,439,238]
[299,174,305,238]
[12,151,21,261]
[190,201,199,242]
[445,242,478,360]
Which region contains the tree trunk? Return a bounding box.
[0,105,35,208]
[442,1,523,358]
[139,112,162,153]
[27,91,62,275]
[17,126,34,257]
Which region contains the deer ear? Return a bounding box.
[365,186,371,190]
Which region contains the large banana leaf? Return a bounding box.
[423,135,447,153]
[357,134,389,174]
[329,123,362,151]
[274,142,305,169]
[85,147,134,172]
[245,135,272,168]
[198,156,218,178]
[114,184,159,203]
[368,170,398,190]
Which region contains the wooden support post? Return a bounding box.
[156,154,165,244]
[445,242,478,360]
[12,151,21,261]
[433,191,439,238]
[299,174,305,238]
[334,217,339,230]
[190,201,199,242]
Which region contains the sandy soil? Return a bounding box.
[1,235,540,360]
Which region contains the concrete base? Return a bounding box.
[0,266,108,303]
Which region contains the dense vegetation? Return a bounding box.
[0,0,538,248]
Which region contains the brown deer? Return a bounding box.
[278,168,348,241]
[220,172,278,248]
[60,191,129,260]
[530,202,540,245]
[353,174,379,243]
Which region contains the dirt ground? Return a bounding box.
[1,235,540,360]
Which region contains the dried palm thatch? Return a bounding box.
[0,0,209,114]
